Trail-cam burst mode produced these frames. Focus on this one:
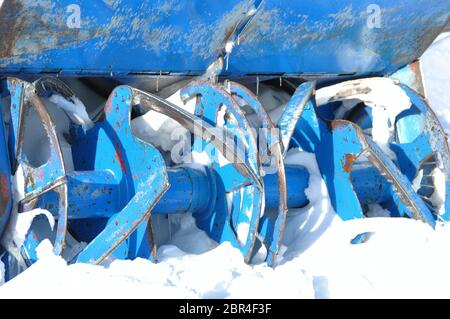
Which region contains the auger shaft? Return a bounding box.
[37,165,395,220]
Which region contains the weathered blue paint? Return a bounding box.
[0,0,448,77]
[71,85,169,263]
[153,168,216,215]
[1,80,170,265]
[2,78,445,275]
[227,81,287,265]
[180,81,263,263]
[33,162,409,223]
[308,76,449,221]
[282,81,437,226]
[3,78,69,256]
[38,170,120,219]
[392,85,450,220]
[351,232,373,245]
[0,0,448,275]
[6,79,66,197]
[0,99,12,239]
[278,81,315,155]
[366,136,435,225]
[390,62,425,96]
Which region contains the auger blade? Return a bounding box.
[227,81,288,266]
[313,77,449,222]
[3,78,69,258]
[279,81,439,226]
[180,82,264,263]
[71,85,170,264]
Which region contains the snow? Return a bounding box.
[422,32,450,137]
[430,167,446,216]
[0,32,448,299]
[315,77,412,159]
[0,166,56,264]
[48,94,94,130]
[2,209,55,249]
[131,90,194,153]
[1,208,55,273]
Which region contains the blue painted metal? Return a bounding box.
[0,0,448,273]
[3,78,69,256]
[227,81,287,265]
[154,168,216,215]
[71,85,170,263]
[308,76,449,221]
[37,165,307,219]
[351,232,373,244]
[278,81,315,155]
[36,162,406,223]
[0,100,12,239]
[1,78,170,266]
[392,85,450,220]
[33,161,402,220]
[1,78,291,267]
[0,0,448,77]
[180,81,263,263]
[281,81,438,226]
[1,76,446,276]
[390,61,425,96]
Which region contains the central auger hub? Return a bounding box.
[0,75,448,281]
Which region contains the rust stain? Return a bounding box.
[330,120,348,129]
[115,144,127,173]
[332,85,372,101]
[104,95,113,114]
[0,174,11,212]
[25,169,36,190]
[0,0,25,58]
[409,60,425,96]
[0,0,99,60]
[342,153,357,173]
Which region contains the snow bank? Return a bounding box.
[3,173,450,298]
[7,148,447,299]
[0,239,315,299]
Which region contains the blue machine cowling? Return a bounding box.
[0,0,448,77]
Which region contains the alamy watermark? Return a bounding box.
[66,4,81,29]
[367,4,382,29]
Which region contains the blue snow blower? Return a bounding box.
[0,0,448,281]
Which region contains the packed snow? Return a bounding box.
[422,32,450,137]
[315,77,412,159]
[131,91,195,153]
[0,33,448,299]
[48,94,94,130]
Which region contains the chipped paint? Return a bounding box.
[0,0,99,65]
[115,146,127,173]
[0,174,10,213]
[342,153,358,173]
[102,0,122,10]
[0,1,447,75]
